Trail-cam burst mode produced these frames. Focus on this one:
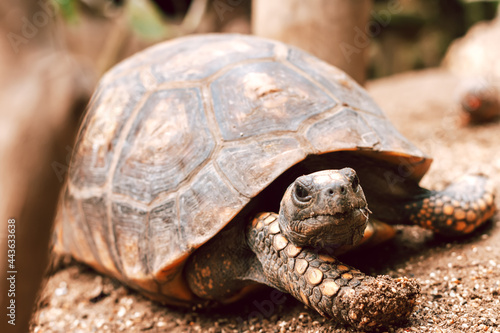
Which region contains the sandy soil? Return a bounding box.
[31,68,500,333]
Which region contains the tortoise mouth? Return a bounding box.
[302,201,369,220]
[299,211,359,224]
[289,207,370,248]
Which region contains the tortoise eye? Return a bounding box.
[294,183,311,203]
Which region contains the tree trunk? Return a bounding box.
[0,2,92,332]
[252,0,373,84]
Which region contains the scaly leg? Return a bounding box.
[247,213,419,329]
[400,174,495,236]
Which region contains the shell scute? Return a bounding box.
[306,108,380,152]
[148,199,185,275]
[70,76,146,189]
[361,112,426,158]
[211,61,336,140]
[216,137,307,198]
[60,191,87,262]
[179,163,246,252]
[80,195,119,276]
[112,201,149,279]
[112,88,215,204]
[149,35,276,84]
[287,47,383,117]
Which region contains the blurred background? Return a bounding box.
[0,0,499,332]
[11,0,499,79]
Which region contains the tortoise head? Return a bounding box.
[279,168,370,249]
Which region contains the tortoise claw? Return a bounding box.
[333,275,419,329]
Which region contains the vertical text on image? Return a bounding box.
[6,218,17,326]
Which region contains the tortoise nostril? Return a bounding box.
[351,174,359,191]
[327,186,348,196]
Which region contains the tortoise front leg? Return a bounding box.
[399,174,496,236]
[247,213,419,329]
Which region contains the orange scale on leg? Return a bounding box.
[466,211,477,223]
[464,224,475,234]
[443,205,454,216]
[455,221,466,232]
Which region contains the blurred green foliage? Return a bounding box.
[53,0,499,78]
[53,0,168,40]
[54,0,80,23]
[125,0,167,40]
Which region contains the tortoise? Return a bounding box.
[53,34,496,329]
[443,17,500,124]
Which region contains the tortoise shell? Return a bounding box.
[55,34,430,304]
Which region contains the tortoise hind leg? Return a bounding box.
[399,174,496,236]
[185,222,266,304]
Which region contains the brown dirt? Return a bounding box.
[31,68,500,333]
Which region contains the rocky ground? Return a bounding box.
[31,68,500,332]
